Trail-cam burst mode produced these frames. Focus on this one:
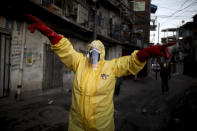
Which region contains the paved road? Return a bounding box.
[114,73,197,131]
[0,73,196,131]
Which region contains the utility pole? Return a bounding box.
[93,9,98,40]
[92,0,100,40]
[156,22,160,80]
[17,22,26,101]
[157,22,160,44]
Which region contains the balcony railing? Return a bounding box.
[30,0,136,45]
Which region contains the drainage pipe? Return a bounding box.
[16,22,26,100]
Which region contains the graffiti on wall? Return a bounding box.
[25,48,42,66]
[11,44,21,71]
[0,16,23,71]
[5,18,22,32]
[25,49,35,66]
[6,18,14,29]
[27,52,34,66]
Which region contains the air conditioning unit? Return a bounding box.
[77,4,88,24]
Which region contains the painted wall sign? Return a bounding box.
[11,44,21,71]
[134,2,145,12]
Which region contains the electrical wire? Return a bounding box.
[158,6,197,13]
[181,0,194,6]
[178,1,197,14]
[151,0,197,43]
[154,15,192,18]
[161,0,197,25]
[168,1,196,17]
[173,4,197,19]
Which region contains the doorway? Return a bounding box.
[0,28,11,97]
[43,44,63,91]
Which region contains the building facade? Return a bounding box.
[131,0,151,48]
[0,0,151,98]
[177,15,197,77]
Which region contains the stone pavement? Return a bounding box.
[0,73,197,131]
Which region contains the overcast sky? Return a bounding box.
[150,0,197,44]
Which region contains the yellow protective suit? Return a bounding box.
[51,37,146,131]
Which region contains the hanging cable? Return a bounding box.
[161,0,197,25]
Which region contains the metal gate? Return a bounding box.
[43,44,63,91]
[0,28,11,97]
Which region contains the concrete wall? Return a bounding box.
[23,29,49,92]
[0,16,49,93]
[0,16,20,93]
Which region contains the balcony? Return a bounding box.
[161,36,176,44]
[107,0,120,7]
[26,0,137,46]
[102,0,121,10]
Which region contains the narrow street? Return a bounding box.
[114,73,197,131]
[0,73,197,131]
[1,0,197,131]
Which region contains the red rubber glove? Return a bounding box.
[136,42,176,62]
[26,14,62,44]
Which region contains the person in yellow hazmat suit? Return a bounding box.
[26,14,175,131]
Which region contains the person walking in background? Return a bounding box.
[114,77,123,96]
[160,62,171,95]
[113,77,123,118]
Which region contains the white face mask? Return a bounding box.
[89,48,100,70]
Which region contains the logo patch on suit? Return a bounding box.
[101,74,109,80]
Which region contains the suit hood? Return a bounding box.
[88,40,105,61]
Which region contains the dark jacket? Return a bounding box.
[160,65,171,80]
[114,77,123,96]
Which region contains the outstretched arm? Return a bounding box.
[26,14,62,44]
[114,42,175,77]
[136,42,175,62]
[26,14,82,72]
[114,51,146,77]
